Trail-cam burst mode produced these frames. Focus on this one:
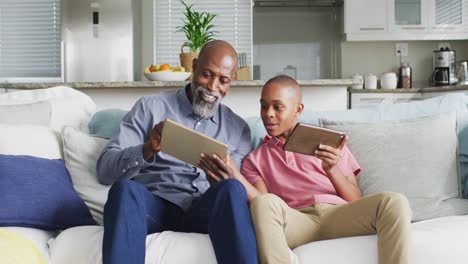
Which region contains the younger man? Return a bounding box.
[199,75,412,264]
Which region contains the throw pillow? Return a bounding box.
[0,86,96,132]
[0,101,51,126]
[62,126,111,225]
[321,112,468,221]
[0,124,63,159]
[0,154,96,230]
[88,108,128,138]
[0,229,47,264]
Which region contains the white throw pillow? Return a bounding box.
[0,101,51,127]
[321,112,468,221]
[61,126,110,225]
[0,86,96,132]
[0,124,63,159]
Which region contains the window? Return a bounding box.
[0,0,62,82]
[154,0,252,69]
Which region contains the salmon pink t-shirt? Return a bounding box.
[241,136,361,209]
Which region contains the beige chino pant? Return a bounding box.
[250,192,412,264]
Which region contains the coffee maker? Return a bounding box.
[432,47,457,86]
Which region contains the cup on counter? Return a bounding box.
[352,74,364,89]
[364,73,377,89]
[380,72,397,89]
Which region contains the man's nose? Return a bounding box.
[206,78,219,92]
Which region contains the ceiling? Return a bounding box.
[253,0,343,8]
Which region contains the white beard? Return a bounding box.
[191,84,223,118]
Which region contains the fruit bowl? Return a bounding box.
[144,71,192,81]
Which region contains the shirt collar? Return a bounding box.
[264,135,285,148]
[178,84,220,125]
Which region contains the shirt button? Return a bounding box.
[135,161,139,165]
[122,169,126,173]
[192,183,198,187]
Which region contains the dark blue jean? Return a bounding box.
[102,179,257,264]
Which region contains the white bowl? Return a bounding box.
[145,71,192,81]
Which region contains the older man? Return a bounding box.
[97,40,257,264]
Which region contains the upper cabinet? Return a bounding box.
[345,0,468,40]
[344,0,387,34]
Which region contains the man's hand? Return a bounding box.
[143,121,164,160]
[315,135,348,174]
[197,153,238,185]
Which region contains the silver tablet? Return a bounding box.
[283,123,345,156]
[160,119,228,167]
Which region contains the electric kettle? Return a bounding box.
[458,61,468,85]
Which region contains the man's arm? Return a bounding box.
[97,97,160,185]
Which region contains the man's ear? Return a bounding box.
[192,58,198,73]
[295,103,304,117]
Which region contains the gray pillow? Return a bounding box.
[320,112,468,221]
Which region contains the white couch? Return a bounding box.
[1,87,468,264]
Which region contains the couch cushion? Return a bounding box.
[0,229,47,264]
[1,227,56,263]
[322,112,468,221]
[62,126,111,225]
[0,86,96,132]
[0,154,96,230]
[0,124,63,159]
[88,108,128,138]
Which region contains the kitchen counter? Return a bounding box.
[349,83,468,93]
[1,79,353,90]
[0,79,352,117]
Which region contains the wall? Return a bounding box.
[341,40,468,83]
[253,6,341,80]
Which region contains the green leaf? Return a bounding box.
[175,0,217,53]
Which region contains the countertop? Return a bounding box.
[1,79,353,90]
[350,84,468,93]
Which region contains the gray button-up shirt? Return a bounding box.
[97,86,252,211]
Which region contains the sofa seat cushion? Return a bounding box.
[47,215,468,264]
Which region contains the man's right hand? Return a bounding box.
[143,121,164,160]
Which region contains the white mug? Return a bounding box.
[380,72,397,89]
[365,74,377,89]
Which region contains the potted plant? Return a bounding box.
[177,1,217,73]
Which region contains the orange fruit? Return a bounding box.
[159,64,171,71]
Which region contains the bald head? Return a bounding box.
[263,75,302,104]
[197,40,238,75]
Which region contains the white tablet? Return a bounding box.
[160,119,228,167]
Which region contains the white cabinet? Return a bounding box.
[388,0,429,33]
[350,92,423,109]
[429,0,468,33]
[344,0,468,40]
[344,0,387,34]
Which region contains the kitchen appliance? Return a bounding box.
[432,48,457,86]
[62,0,134,82]
[398,63,412,89]
[457,60,468,85]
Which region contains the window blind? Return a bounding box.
[154,0,252,69]
[0,0,61,81]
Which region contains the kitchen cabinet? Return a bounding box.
[344,0,387,34]
[344,0,468,40]
[350,92,423,109]
[388,0,429,33]
[429,0,468,33]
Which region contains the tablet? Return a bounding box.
[160,119,228,167]
[283,123,345,156]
